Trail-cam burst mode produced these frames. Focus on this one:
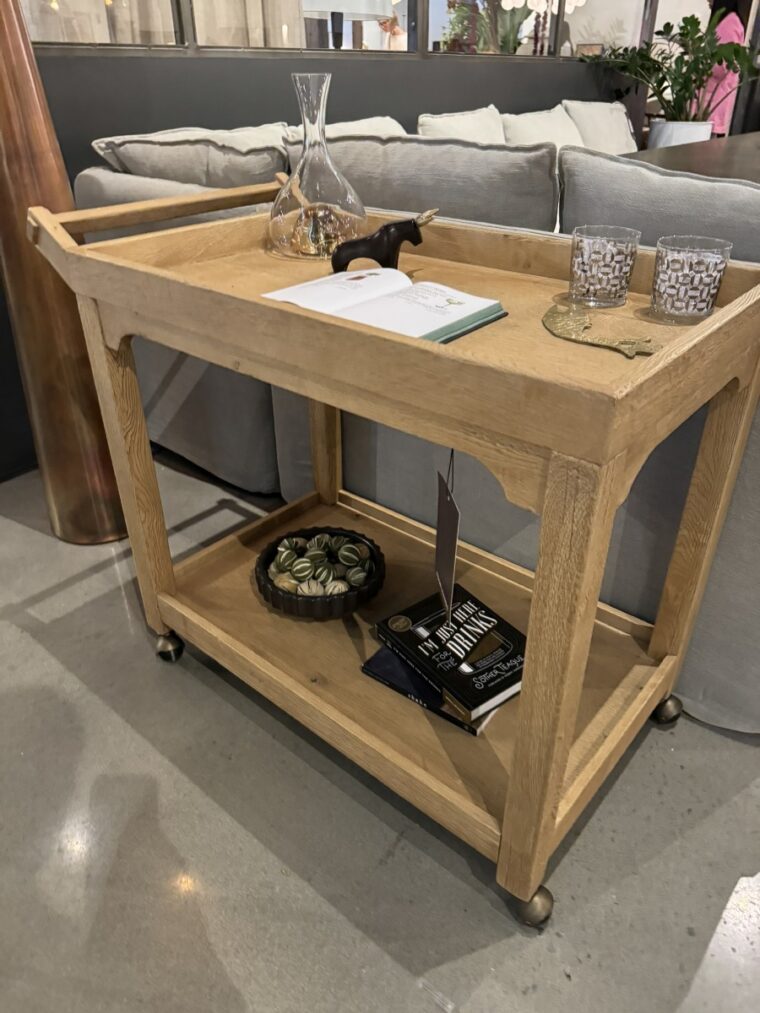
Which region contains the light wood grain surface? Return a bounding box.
[498,452,625,896]
[77,298,174,632]
[309,401,342,505]
[31,196,760,906]
[30,209,760,480]
[161,497,657,865]
[55,181,281,237]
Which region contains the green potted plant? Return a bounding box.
[586,12,759,148]
[443,0,531,55]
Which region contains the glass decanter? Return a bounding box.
[269,73,368,258]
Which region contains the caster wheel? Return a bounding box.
[156,632,184,663]
[651,694,683,726]
[510,885,554,928]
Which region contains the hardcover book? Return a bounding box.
[376,584,525,721]
[361,646,495,736]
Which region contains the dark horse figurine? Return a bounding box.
[331,209,438,273]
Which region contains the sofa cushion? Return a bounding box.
[559,147,760,262]
[417,105,504,144]
[285,116,407,163]
[76,164,208,205]
[287,115,406,143]
[678,410,760,731]
[502,104,584,149]
[92,125,288,187]
[133,338,280,493]
[290,136,557,230]
[338,408,703,622]
[73,166,271,243]
[561,101,637,155]
[276,392,705,621]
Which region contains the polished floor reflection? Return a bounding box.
[0,463,758,1013]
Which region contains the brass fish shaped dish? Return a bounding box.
[542,305,660,360]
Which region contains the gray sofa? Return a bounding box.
[74,141,760,733]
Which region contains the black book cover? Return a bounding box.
[376,584,525,720]
[361,647,494,736]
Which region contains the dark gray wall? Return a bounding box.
[0,286,35,481]
[36,50,618,179]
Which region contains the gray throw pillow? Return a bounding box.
[559,146,760,262]
[92,125,288,188]
[286,136,558,231]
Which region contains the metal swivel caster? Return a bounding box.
[156,632,184,663]
[509,885,554,928]
[651,694,683,726]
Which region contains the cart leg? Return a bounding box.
[498,451,625,907]
[309,401,341,505]
[77,297,175,636]
[649,364,760,695]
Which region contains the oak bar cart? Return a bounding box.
[29,186,760,925]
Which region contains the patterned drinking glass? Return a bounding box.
[569,225,641,309]
[651,236,732,323]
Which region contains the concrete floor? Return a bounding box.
[1,464,758,1013]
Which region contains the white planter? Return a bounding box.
[647,120,714,149]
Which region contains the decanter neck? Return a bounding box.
[293,72,330,149]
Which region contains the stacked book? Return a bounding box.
[363,584,526,736]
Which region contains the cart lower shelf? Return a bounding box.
[158,490,673,863]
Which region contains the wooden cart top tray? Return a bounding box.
[30,182,760,514]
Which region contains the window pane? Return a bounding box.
[429,1,554,55]
[655,1,712,31]
[192,0,415,51]
[21,0,178,44]
[562,0,646,56]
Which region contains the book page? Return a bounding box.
[264,268,411,314]
[338,282,500,338]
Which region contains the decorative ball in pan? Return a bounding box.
[254,527,385,620]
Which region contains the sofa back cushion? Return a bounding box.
[92,125,288,187]
[417,105,505,144]
[287,115,406,145]
[285,116,407,163]
[73,166,270,244]
[561,100,637,155]
[502,104,584,150]
[559,147,760,262]
[290,135,557,230]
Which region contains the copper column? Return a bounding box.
[0,0,125,543]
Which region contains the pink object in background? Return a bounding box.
[704,12,746,135]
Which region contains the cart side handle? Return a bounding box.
[27,206,80,284]
[31,179,282,243]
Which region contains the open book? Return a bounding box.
[264,269,506,344]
